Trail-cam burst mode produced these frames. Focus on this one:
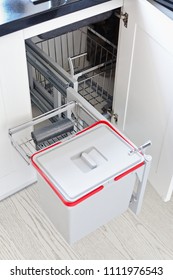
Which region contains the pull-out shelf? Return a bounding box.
[8,12,152,242]
[9,99,152,220]
[9,101,98,164]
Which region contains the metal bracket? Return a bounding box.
[121,12,128,28]
[114,11,129,28]
[113,113,119,123]
[103,108,118,123]
[129,140,152,156]
[129,154,152,215]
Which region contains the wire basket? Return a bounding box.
[9,101,98,164]
[29,26,116,114]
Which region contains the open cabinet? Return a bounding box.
[114,0,173,201]
[0,0,173,206]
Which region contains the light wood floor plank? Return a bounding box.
[73,184,173,259]
[0,186,79,260]
[0,182,172,260]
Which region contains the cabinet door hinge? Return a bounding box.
[113,113,118,123]
[103,108,118,123]
[114,11,129,28]
[121,12,128,28]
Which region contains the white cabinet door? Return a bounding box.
[0,31,37,200]
[113,0,173,201]
[0,84,13,177]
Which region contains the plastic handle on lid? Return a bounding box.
[81,152,97,169]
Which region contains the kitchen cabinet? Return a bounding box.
[0,30,37,200]
[114,0,173,201]
[0,0,172,202]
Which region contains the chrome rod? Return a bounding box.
[129,140,152,155]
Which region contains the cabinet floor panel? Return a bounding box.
[0,182,173,260]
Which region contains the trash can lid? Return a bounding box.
[31,121,145,206]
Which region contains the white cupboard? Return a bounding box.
[114,0,173,201]
[0,0,172,202]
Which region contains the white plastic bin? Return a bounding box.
[31,120,146,244]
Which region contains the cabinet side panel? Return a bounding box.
[0,83,13,176]
[0,31,36,198]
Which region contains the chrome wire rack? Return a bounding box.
[9,102,98,164]
[28,26,116,114]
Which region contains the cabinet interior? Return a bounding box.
[27,9,120,118]
[9,8,120,161]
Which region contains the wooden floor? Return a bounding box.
[0,181,173,260]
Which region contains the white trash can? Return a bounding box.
[31,120,148,244]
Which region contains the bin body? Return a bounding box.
[38,171,139,244]
[31,121,145,244]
